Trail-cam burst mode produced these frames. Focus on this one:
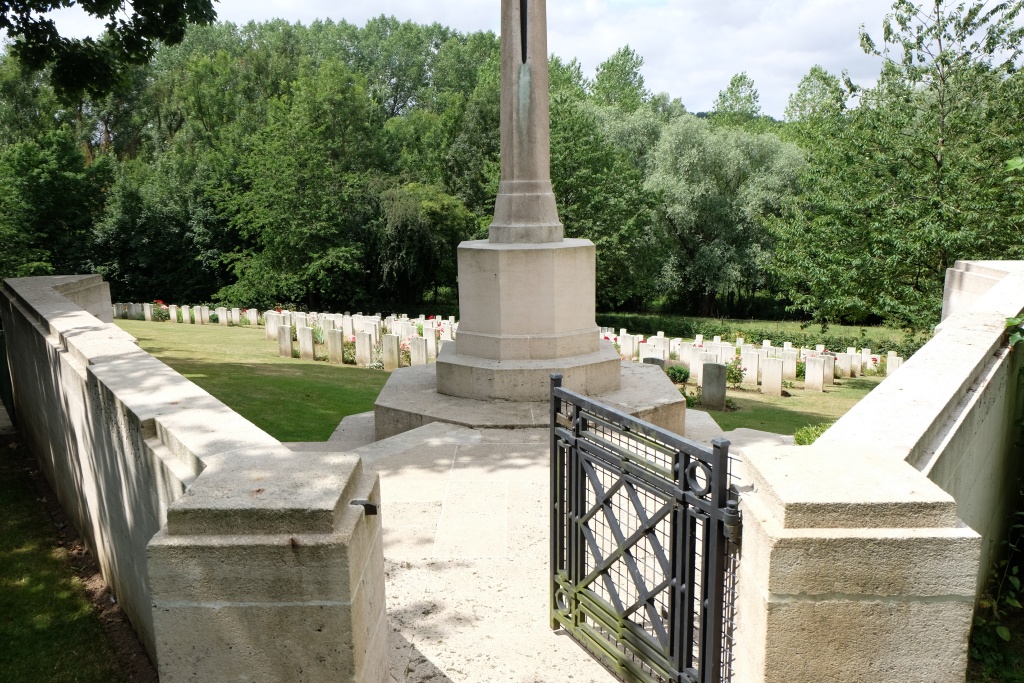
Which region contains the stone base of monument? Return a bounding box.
[374,362,686,441]
[435,237,623,401]
[434,342,622,401]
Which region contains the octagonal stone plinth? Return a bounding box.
[435,237,621,401]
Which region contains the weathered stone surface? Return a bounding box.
[2,275,387,683]
[383,333,400,372]
[376,362,685,440]
[701,363,727,410]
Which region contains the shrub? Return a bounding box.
[796,360,806,380]
[666,365,690,385]
[209,312,219,324]
[725,357,744,388]
[682,387,701,408]
[152,301,170,322]
[794,421,835,445]
[342,341,356,364]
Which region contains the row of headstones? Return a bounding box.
[262,311,459,369]
[113,302,258,327]
[601,328,906,397]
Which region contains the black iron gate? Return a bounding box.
[550,375,740,683]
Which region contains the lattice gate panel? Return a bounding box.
[550,376,740,683]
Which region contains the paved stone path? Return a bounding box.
[351,423,617,683]
[290,408,745,682]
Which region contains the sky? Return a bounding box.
[42,0,899,118]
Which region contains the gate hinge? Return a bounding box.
[722,500,741,544]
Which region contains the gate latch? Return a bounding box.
[722,500,741,544]
[350,499,379,516]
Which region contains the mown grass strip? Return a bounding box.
[698,376,884,435]
[115,320,389,442]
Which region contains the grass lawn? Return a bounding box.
[114,320,389,442]
[698,376,885,436]
[0,434,126,683]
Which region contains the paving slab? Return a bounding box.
[359,424,617,683]
[330,410,377,448]
[684,409,724,445]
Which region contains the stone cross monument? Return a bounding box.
[435,0,621,401]
[489,0,562,244]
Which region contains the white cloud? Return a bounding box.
[31,0,900,117]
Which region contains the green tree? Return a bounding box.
[712,74,761,120]
[371,182,475,305]
[0,129,111,278]
[591,46,649,113]
[784,65,846,124]
[646,115,803,315]
[549,97,661,309]
[774,0,1024,328]
[2,0,215,97]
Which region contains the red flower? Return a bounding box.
[639,340,647,344]
[154,299,164,305]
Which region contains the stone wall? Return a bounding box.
[0,275,387,682]
[735,260,1024,682]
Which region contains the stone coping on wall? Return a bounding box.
[734,261,1024,682]
[816,262,1024,471]
[1,274,386,682]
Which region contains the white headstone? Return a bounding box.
[278,325,292,358]
[355,331,373,367]
[297,326,315,360]
[741,351,760,385]
[762,357,784,396]
[806,357,825,391]
[696,352,718,387]
[822,355,836,385]
[382,334,400,371]
[424,323,438,360]
[836,352,853,379]
[327,329,344,364]
[410,336,428,366]
[782,351,798,381]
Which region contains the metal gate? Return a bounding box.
[550,375,740,683]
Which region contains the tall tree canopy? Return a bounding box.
[1,0,216,97]
[772,0,1024,329]
[2,2,1023,325]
